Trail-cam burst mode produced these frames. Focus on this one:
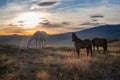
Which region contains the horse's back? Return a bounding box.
[92,38,107,46]
[33,31,47,40]
[76,39,92,48]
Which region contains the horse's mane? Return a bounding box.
[73,33,82,41]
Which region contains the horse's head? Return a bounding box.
[71,32,76,41]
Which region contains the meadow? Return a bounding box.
[0,44,120,80]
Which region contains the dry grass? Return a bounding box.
[63,56,91,71]
[36,70,49,80]
[0,45,120,80]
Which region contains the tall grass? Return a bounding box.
[0,45,120,80]
[63,56,91,71]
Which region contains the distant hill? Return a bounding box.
[76,24,120,39]
[0,24,120,46]
[0,35,29,46]
[48,24,120,45]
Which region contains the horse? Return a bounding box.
[72,33,92,57]
[27,31,47,48]
[92,37,107,54]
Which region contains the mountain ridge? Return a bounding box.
[0,24,120,46]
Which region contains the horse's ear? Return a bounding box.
[71,32,75,34]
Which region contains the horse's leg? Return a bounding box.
[27,39,32,48]
[41,40,43,48]
[97,46,100,53]
[43,40,45,47]
[93,45,95,51]
[38,40,41,48]
[44,40,46,47]
[86,48,89,56]
[35,40,37,48]
[103,45,107,55]
[90,46,92,56]
[42,40,44,47]
[105,45,107,54]
[30,40,33,48]
[42,40,44,48]
[77,49,80,57]
[103,46,105,54]
[27,41,30,48]
[76,46,80,57]
[92,45,96,55]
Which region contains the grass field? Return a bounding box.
[0,45,120,80]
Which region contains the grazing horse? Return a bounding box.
[27,31,47,48]
[72,33,92,57]
[92,38,107,54]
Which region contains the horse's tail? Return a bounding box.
[27,38,33,48]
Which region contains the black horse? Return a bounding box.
[92,38,107,54]
[72,33,92,57]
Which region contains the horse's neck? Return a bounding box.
[28,37,35,42]
[74,36,82,42]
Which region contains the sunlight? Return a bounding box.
[14,12,47,28]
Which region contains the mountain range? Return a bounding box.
[0,24,120,46]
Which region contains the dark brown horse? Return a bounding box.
[92,38,107,54]
[72,33,92,57]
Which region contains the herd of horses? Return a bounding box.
[27,31,108,57]
[72,32,107,57]
[27,31,47,48]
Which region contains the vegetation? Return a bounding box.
[108,38,120,43]
[0,45,120,80]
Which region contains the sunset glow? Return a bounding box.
[0,0,119,35]
[14,12,46,28]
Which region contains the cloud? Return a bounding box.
[43,23,62,28]
[39,21,63,28]
[8,24,18,26]
[0,0,120,35]
[0,1,28,26]
[62,22,70,25]
[80,21,105,26]
[90,14,104,18]
[91,19,98,21]
[41,22,51,26]
[1,26,25,34]
[40,19,51,26]
[37,1,56,6]
[17,21,24,23]
[49,23,62,27]
[39,18,64,28]
[80,22,92,25]
[30,1,58,10]
[8,22,24,27]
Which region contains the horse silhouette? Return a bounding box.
[92,37,107,54]
[72,33,92,57]
[27,31,47,48]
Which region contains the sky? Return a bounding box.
[0,0,120,35]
